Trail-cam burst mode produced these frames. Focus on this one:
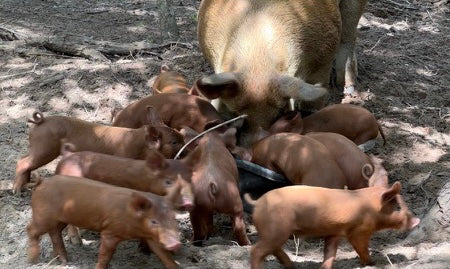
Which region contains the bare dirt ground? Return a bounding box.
[0,0,449,268]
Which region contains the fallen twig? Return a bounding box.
[43,255,59,268]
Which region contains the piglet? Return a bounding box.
[55,143,198,245]
[305,132,373,189]
[13,108,184,194]
[246,182,420,269]
[269,104,386,145]
[187,127,250,246]
[111,93,223,132]
[152,65,190,94]
[251,133,347,189]
[28,175,181,269]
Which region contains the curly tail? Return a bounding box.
[60,141,76,157]
[244,193,257,208]
[362,163,374,182]
[27,112,44,125]
[378,122,386,146]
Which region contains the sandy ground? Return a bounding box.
[0,0,449,268]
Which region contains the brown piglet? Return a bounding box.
[305,132,373,189]
[55,143,199,245]
[269,104,386,145]
[111,93,223,132]
[251,133,347,189]
[187,127,250,246]
[28,175,181,269]
[14,108,184,194]
[152,65,190,94]
[246,182,420,269]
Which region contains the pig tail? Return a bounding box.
[27,111,44,124]
[362,163,374,182]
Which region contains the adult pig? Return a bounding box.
[196,0,367,146]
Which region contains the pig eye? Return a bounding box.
[149,219,159,226]
[164,180,173,187]
[171,141,179,145]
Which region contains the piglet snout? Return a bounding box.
[182,198,194,211]
[164,237,182,252]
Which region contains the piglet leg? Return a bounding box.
[273,248,295,269]
[190,208,211,246]
[147,240,179,269]
[348,234,372,266]
[96,234,121,269]
[321,236,341,269]
[48,224,68,264]
[232,213,250,246]
[27,223,43,264]
[67,225,82,245]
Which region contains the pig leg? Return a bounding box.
[321,236,341,269]
[273,248,295,269]
[14,149,59,193]
[67,225,82,245]
[27,222,44,264]
[250,229,291,269]
[147,240,179,269]
[96,234,121,269]
[48,223,68,264]
[189,208,211,246]
[231,213,250,246]
[347,234,372,266]
[335,0,367,95]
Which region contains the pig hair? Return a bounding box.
[27,111,44,124]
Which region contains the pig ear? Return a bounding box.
[188,85,201,96]
[231,146,253,161]
[278,75,329,110]
[381,181,402,204]
[145,150,168,171]
[146,106,165,127]
[180,126,198,143]
[145,126,162,150]
[219,128,237,150]
[129,192,153,217]
[195,72,241,100]
[409,218,420,229]
[182,146,202,170]
[165,180,182,206]
[269,112,303,134]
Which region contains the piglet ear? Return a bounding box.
[219,128,237,150]
[146,106,165,127]
[409,217,420,229]
[231,146,253,161]
[145,126,162,150]
[269,111,303,134]
[129,192,153,217]
[182,146,202,170]
[146,150,168,170]
[203,119,227,133]
[381,181,401,204]
[195,72,241,100]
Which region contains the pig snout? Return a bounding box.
[181,197,194,211]
[161,233,182,251]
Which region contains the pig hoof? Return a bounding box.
[192,240,204,247]
[69,236,82,246]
